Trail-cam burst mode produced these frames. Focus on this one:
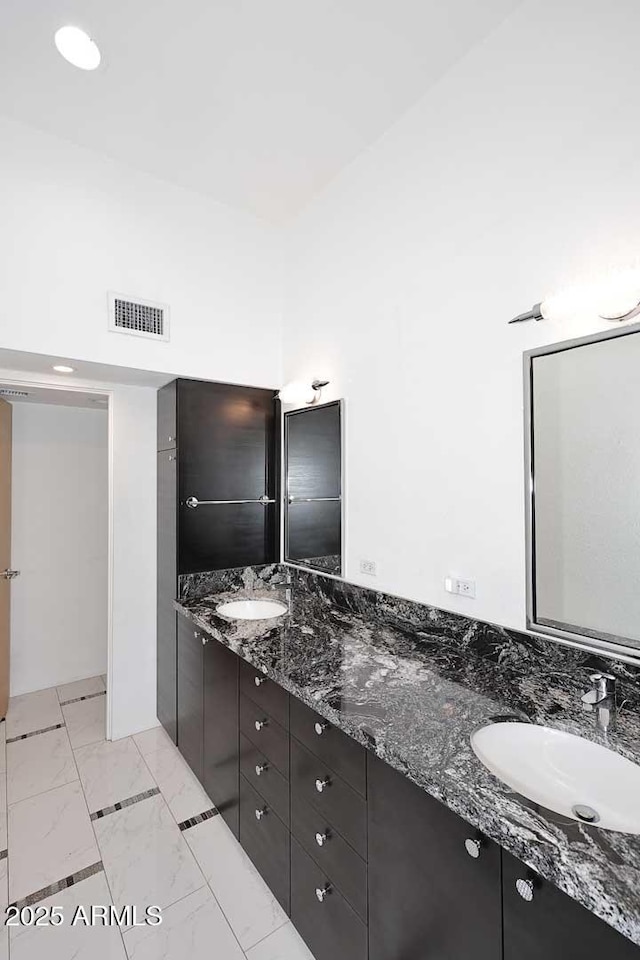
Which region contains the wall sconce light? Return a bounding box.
[277,379,329,405]
[509,269,640,325]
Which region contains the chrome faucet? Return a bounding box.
[581,673,617,734]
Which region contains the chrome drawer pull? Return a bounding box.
[315,777,331,793]
[315,884,332,903]
[516,879,535,902]
[255,807,268,821]
[314,721,329,736]
[315,831,330,847]
[255,763,269,777]
[254,676,267,687]
[255,719,268,731]
[464,838,483,859]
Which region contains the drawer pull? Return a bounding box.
[315,883,332,903]
[255,763,269,777]
[516,879,535,902]
[254,676,267,687]
[315,777,331,793]
[255,807,268,821]
[201,636,209,646]
[315,830,330,847]
[254,719,268,732]
[464,838,484,859]
[314,721,329,736]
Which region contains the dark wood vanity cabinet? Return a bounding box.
[502,851,639,960]
[176,612,240,837]
[173,628,640,960]
[176,613,204,782]
[368,753,502,960]
[203,636,240,838]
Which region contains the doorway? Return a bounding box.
[0,383,111,742]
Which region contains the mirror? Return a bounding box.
[284,400,343,575]
[526,325,640,657]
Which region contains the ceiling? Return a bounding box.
[0,0,520,223]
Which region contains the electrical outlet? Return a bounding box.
[444,576,476,599]
[360,559,377,576]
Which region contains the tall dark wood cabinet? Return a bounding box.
[156,378,279,747]
[368,753,502,960]
[176,613,204,782]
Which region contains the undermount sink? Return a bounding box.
[471,721,640,834]
[216,598,288,621]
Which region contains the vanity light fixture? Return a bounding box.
[278,379,329,405]
[509,269,640,325]
[52,365,75,373]
[54,26,101,71]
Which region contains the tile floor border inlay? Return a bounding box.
[90,787,160,820]
[178,807,219,831]
[6,722,65,744]
[9,860,104,910]
[59,690,107,707]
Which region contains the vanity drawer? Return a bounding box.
[291,739,366,858]
[290,698,366,797]
[291,838,368,960]
[239,733,290,826]
[239,659,289,729]
[240,693,289,778]
[239,775,290,914]
[292,794,367,922]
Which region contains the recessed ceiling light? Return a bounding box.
[54,26,101,71]
[53,365,75,373]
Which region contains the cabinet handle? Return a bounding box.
[255,763,269,777]
[315,777,331,793]
[315,884,332,903]
[168,435,175,442]
[314,721,329,736]
[516,879,535,902]
[315,830,330,847]
[464,838,484,859]
[254,719,268,732]
[254,676,267,687]
[168,454,176,461]
[202,636,209,646]
[255,807,268,821]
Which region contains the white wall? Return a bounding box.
[282,0,640,633]
[10,403,108,695]
[0,117,283,390]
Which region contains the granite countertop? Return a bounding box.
[174,580,640,946]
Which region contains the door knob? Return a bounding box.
[315,777,331,793]
[255,763,269,777]
[254,719,268,731]
[254,676,267,687]
[315,831,330,847]
[0,570,20,580]
[314,721,329,736]
[255,807,268,821]
[315,884,332,903]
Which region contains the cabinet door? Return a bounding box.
[177,380,279,573]
[203,638,240,838]
[368,753,501,960]
[157,449,177,742]
[503,851,640,959]
[177,614,204,782]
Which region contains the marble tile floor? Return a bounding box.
[0,676,315,960]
